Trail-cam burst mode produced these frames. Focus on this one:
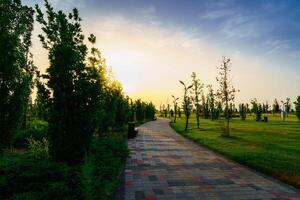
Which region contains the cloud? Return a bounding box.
[200,9,235,20]
[81,14,300,106]
[139,5,156,15]
[49,0,86,11]
[265,39,291,54]
[137,5,163,27]
[219,15,261,39]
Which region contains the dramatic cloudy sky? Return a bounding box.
[22,0,300,107]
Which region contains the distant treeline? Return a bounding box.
[163,57,300,136]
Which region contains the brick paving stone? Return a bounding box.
[122,118,300,200]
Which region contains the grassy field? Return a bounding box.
[170,114,300,188]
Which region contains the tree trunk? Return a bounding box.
[226,118,230,136]
[196,114,200,129]
[185,116,189,131]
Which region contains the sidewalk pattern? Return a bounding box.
[124,118,300,200]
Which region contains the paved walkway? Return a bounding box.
[123,118,300,200]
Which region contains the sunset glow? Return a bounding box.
[23,0,300,106]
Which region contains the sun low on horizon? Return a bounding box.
[23,0,300,107]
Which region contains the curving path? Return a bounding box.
[123,118,300,200]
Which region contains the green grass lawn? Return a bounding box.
[170,114,300,188]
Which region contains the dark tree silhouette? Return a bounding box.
[36,1,101,164]
[0,0,35,149]
[34,72,51,121]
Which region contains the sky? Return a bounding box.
[22,0,300,107]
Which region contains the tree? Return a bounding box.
[171,95,179,123]
[178,107,182,118]
[251,99,262,121]
[295,96,300,122]
[239,103,247,121]
[245,103,250,114]
[263,101,269,114]
[36,1,100,164]
[144,102,156,120]
[202,94,210,119]
[207,85,215,120]
[256,104,262,121]
[167,104,170,118]
[135,99,144,122]
[215,101,222,120]
[34,72,51,121]
[190,72,204,128]
[216,57,238,136]
[285,98,291,117]
[180,81,193,131]
[251,98,258,113]
[170,109,174,117]
[0,0,35,149]
[273,98,280,115]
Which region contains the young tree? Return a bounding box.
[215,101,222,120]
[0,0,35,149]
[202,94,210,119]
[273,98,280,115]
[190,72,204,128]
[207,85,215,120]
[251,99,262,121]
[295,96,300,122]
[228,103,234,119]
[239,103,247,121]
[261,101,269,118]
[251,98,258,114]
[167,104,170,118]
[178,107,182,118]
[216,57,238,136]
[285,98,291,117]
[245,103,250,114]
[171,95,179,123]
[170,109,174,118]
[180,81,193,131]
[36,1,100,164]
[256,104,263,121]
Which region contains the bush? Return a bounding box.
[296,96,300,122]
[1,137,128,200]
[26,136,49,159]
[0,153,76,199]
[80,137,129,200]
[13,120,48,148]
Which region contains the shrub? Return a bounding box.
[26,136,49,160]
[12,120,48,148]
[0,153,75,199]
[296,96,300,122]
[80,137,129,200]
[1,137,128,200]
